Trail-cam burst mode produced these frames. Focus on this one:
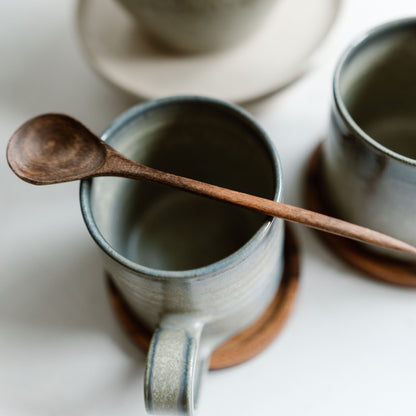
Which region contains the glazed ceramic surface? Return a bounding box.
[322,18,416,261]
[76,0,341,103]
[115,0,279,52]
[80,96,284,415]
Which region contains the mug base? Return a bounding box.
[305,142,416,287]
[106,224,300,370]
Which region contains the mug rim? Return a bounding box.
[333,16,416,167]
[80,95,283,280]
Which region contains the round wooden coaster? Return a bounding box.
[305,142,416,287]
[106,224,300,370]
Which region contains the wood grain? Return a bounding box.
[101,144,416,256]
[7,113,107,184]
[7,113,416,256]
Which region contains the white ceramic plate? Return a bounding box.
[76,0,341,103]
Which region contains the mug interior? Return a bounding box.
[337,20,416,162]
[82,98,279,272]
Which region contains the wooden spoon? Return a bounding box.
[6,113,416,256]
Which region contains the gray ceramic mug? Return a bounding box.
[116,0,279,52]
[322,18,416,261]
[80,96,284,415]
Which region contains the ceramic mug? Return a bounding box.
[80,96,285,415]
[322,18,416,261]
[115,0,279,53]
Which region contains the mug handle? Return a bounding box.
[144,314,209,415]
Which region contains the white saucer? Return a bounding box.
[76,0,341,103]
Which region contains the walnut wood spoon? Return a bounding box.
[6,113,416,256]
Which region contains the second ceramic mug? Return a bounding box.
[80,96,285,415]
[116,0,279,52]
[322,18,416,261]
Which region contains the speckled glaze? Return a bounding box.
[116,0,279,52]
[322,18,416,261]
[80,96,284,415]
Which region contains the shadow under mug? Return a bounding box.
[80,96,284,415]
[322,18,416,262]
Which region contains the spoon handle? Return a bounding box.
[103,147,416,256]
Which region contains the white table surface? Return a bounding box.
[2,1,416,415]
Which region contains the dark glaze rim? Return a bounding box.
[333,17,416,167]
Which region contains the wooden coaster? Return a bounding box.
[305,142,416,287]
[106,224,300,370]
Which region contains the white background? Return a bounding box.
[2,1,416,415]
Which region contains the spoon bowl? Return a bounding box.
[7,114,107,184]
